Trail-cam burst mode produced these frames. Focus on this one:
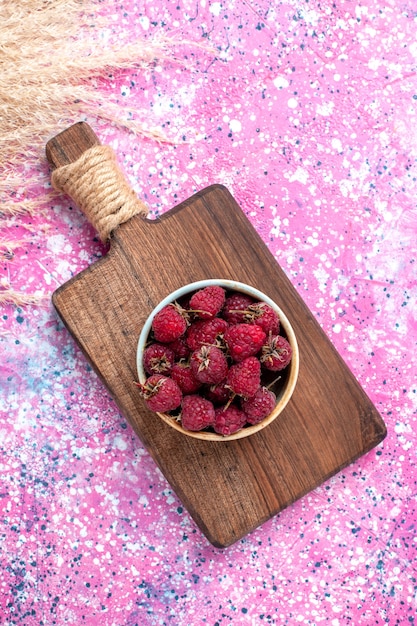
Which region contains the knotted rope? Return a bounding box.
[51,145,148,242]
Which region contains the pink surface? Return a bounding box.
[1,1,417,624]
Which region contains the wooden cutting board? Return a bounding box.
[46,123,387,548]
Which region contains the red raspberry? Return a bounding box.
[223,293,254,324]
[241,386,276,424]
[171,361,202,394]
[206,380,232,405]
[189,285,226,320]
[166,336,190,359]
[261,335,293,371]
[226,356,261,398]
[190,345,228,384]
[181,395,215,431]
[245,302,280,335]
[136,374,182,413]
[224,323,266,362]
[143,343,175,375]
[214,405,247,436]
[152,303,188,343]
[186,317,228,351]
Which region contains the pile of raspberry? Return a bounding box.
[136,285,293,436]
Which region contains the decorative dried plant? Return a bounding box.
[0,0,182,306]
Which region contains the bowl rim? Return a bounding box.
[136,279,299,441]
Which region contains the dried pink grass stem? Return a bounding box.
[1,0,198,306]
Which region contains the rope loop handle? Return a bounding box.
[51,145,148,242]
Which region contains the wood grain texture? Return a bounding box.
[46,121,100,167]
[46,123,387,548]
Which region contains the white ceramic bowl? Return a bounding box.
[137,279,299,441]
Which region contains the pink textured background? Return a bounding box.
[1,1,417,624]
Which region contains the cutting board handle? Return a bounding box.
[45,122,148,242]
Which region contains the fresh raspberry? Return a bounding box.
[152,303,188,343]
[206,380,232,405]
[190,345,229,384]
[181,395,215,431]
[223,293,255,324]
[213,405,247,436]
[261,335,293,371]
[171,361,202,394]
[241,386,276,424]
[166,336,190,360]
[186,317,228,351]
[245,302,280,335]
[224,323,266,362]
[136,374,182,413]
[143,343,175,375]
[226,356,261,398]
[189,285,226,320]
